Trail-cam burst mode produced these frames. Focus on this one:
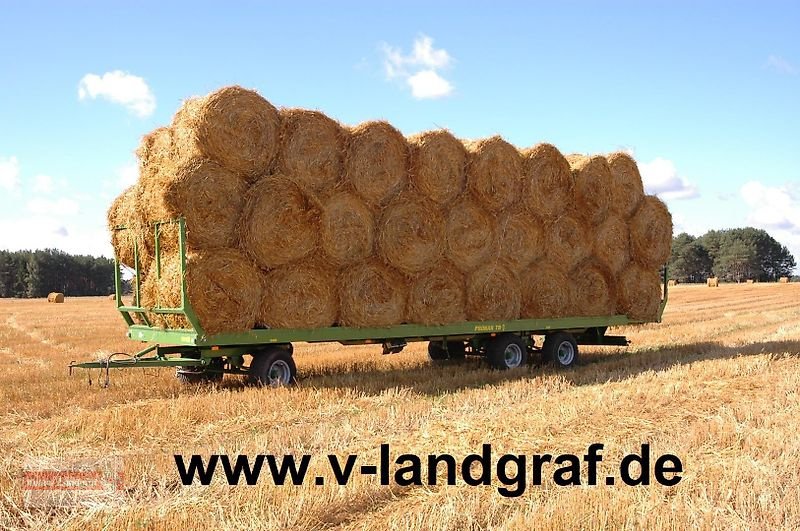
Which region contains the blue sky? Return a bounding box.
[1,2,798,268]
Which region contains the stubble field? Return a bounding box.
[1,283,799,530]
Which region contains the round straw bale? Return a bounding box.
[320,192,375,267]
[606,152,645,218]
[277,109,346,195]
[521,262,574,318]
[407,261,466,325]
[568,154,613,226]
[617,264,661,321]
[136,126,173,184]
[171,86,280,178]
[408,130,467,205]
[571,259,616,317]
[260,261,338,329]
[139,261,172,328]
[544,214,590,270]
[108,293,116,300]
[47,292,65,303]
[593,214,630,275]
[629,195,673,269]
[138,158,249,251]
[445,199,497,273]
[466,264,521,321]
[496,210,545,274]
[464,136,524,211]
[521,143,574,221]
[378,194,444,275]
[240,175,320,269]
[339,261,407,327]
[107,185,153,274]
[344,121,408,207]
[149,249,263,335]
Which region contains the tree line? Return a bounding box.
[0,249,118,298]
[669,228,796,283]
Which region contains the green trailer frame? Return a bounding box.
[70,218,668,383]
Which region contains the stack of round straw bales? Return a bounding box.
[108,86,672,335]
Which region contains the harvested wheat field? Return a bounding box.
[2,283,800,529]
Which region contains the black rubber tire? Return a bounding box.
[248,347,297,386]
[486,333,528,370]
[428,341,466,362]
[176,358,224,384]
[542,332,579,368]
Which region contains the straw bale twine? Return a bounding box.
[496,210,544,274]
[521,262,574,318]
[407,261,466,325]
[408,130,467,205]
[606,152,645,218]
[240,175,320,269]
[338,260,407,327]
[567,154,612,226]
[572,259,616,316]
[277,109,345,195]
[465,136,524,211]
[445,199,497,273]
[344,121,408,207]
[378,194,444,275]
[593,214,630,275]
[320,192,375,267]
[171,86,280,178]
[522,143,574,221]
[466,264,521,321]
[617,264,661,321]
[260,260,338,329]
[630,195,673,269]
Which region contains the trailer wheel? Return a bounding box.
[543,332,578,368]
[427,341,466,362]
[486,333,528,370]
[248,347,297,386]
[176,358,224,385]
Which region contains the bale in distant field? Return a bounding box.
[107,185,153,273]
[378,194,444,275]
[630,195,673,269]
[707,277,719,287]
[520,262,574,318]
[572,259,616,316]
[746,279,755,284]
[277,109,345,195]
[445,199,497,273]
[143,250,262,335]
[408,130,467,205]
[138,158,249,251]
[567,154,613,226]
[544,214,590,270]
[466,264,521,321]
[320,192,375,267]
[260,261,338,329]
[496,210,544,274]
[465,136,524,211]
[344,121,408,207]
[339,261,406,327]
[606,152,645,218]
[108,294,116,300]
[667,279,678,287]
[171,86,280,178]
[593,214,630,275]
[617,264,661,321]
[407,261,466,325]
[240,175,320,269]
[779,276,790,283]
[522,143,574,221]
[47,292,65,303]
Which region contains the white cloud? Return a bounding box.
[32,174,55,194]
[740,181,800,270]
[0,156,20,191]
[765,55,797,75]
[0,216,111,257]
[116,163,139,188]
[78,70,156,117]
[381,35,454,99]
[639,157,699,200]
[27,197,81,216]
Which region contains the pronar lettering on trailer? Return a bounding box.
[474,324,506,333]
